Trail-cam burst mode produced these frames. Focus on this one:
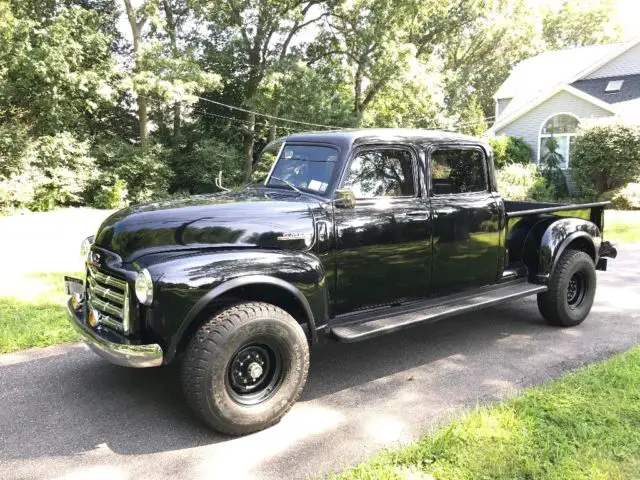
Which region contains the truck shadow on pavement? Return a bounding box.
[0,299,562,460]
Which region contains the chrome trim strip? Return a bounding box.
[88,266,127,291]
[66,299,163,368]
[88,276,125,305]
[89,295,124,318]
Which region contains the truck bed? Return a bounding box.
[504,200,609,218]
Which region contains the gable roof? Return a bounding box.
[490,37,640,133]
[489,84,618,133]
[494,43,620,100]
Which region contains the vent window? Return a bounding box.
[605,80,624,92]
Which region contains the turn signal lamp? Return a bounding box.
[88,309,99,328]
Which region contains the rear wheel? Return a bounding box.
[181,302,310,435]
[537,249,597,327]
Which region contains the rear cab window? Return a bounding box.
[429,148,488,195]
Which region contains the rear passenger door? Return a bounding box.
[428,145,501,292]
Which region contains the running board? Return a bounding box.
[331,280,547,342]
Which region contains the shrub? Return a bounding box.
[539,137,568,199]
[528,176,558,202]
[572,123,640,196]
[93,140,173,204]
[599,183,640,210]
[496,163,558,202]
[489,136,532,169]
[169,139,243,194]
[0,132,95,212]
[87,176,128,209]
[496,163,538,200]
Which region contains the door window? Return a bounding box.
[430,149,487,195]
[343,149,415,198]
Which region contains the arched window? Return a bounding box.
[539,113,579,169]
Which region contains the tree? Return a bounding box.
[122,0,156,145]
[433,0,539,122]
[310,0,431,124]
[193,0,330,180]
[542,0,621,50]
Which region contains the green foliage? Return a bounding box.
[495,163,557,201]
[0,4,117,137]
[496,163,537,201]
[542,0,621,50]
[0,0,624,212]
[539,137,568,199]
[489,136,533,169]
[0,132,96,213]
[169,139,244,194]
[92,140,173,204]
[599,183,640,210]
[88,177,129,210]
[572,123,640,197]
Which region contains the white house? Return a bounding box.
[488,37,640,174]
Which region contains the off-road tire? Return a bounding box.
[181,302,310,435]
[537,249,597,327]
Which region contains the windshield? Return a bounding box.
[265,144,339,195]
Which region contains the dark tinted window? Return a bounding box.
[430,149,487,195]
[344,149,415,198]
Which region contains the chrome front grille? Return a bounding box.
[87,265,130,334]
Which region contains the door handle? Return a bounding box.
[396,211,425,218]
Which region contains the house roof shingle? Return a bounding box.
[571,74,640,104]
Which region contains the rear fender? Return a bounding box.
[522,218,601,282]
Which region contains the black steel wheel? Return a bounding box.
[227,342,284,406]
[537,249,597,327]
[181,302,309,435]
[566,272,588,309]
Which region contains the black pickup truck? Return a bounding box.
[66,129,617,435]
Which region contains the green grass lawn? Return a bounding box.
[335,346,640,480]
[605,210,640,244]
[0,272,80,353]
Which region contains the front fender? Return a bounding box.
[523,218,601,281]
[140,249,328,362]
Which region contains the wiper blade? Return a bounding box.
[269,176,301,193]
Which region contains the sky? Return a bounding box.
[529,0,640,40]
[611,0,640,38]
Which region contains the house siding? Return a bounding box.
[494,90,614,162]
[586,43,640,79]
[496,98,512,117]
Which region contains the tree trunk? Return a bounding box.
[138,95,148,146]
[268,123,276,143]
[173,101,181,139]
[242,112,255,181]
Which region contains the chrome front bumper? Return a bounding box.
[66,298,163,368]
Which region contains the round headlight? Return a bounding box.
[135,269,154,306]
[80,236,94,258]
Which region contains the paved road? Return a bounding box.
[2,244,639,480]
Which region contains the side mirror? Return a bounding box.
[334,188,356,209]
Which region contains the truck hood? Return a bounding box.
[93,188,322,263]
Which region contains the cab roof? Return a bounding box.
[277,128,485,151]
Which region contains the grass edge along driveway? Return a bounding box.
[333,346,640,480]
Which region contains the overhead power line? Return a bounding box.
[194,95,344,130]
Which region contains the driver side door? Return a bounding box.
[332,145,432,315]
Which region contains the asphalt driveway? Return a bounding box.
[1,244,639,480]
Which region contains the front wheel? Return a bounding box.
[537,249,597,327]
[181,302,310,435]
